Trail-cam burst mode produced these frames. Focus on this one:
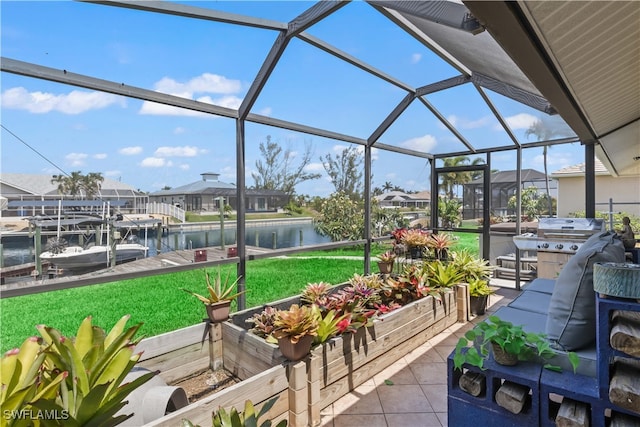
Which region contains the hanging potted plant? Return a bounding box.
[272,304,319,361]
[376,251,396,274]
[467,279,495,315]
[182,268,244,323]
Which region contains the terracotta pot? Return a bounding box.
[277,335,314,361]
[206,301,231,323]
[377,261,393,274]
[469,295,488,315]
[491,342,518,366]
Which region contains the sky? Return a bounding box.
[1,1,583,197]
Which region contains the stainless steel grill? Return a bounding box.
[536,218,604,254]
[514,218,604,279]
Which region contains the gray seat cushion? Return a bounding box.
[545,231,625,351]
[522,278,556,295]
[508,289,552,315]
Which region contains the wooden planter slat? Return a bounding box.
[137,323,205,360]
[147,364,290,426]
[138,341,210,383]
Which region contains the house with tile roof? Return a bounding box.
[552,159,640,217]
[148,172,289,213]
[0,173,148,217]
[374,190,431,209]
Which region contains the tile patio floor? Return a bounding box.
[320,281,523,427]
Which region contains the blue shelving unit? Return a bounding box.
[595,294,640,422]
[448,349,542,426]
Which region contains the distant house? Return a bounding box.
[0,173,147,217]
[462,169,557,219]
[552,159,640,217]
[147,172,289,213]
[374,190,431,209]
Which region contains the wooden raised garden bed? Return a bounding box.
[147,283,467,426]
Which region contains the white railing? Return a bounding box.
[145,202,185,223]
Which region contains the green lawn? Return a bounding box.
[0,236,480,353]
[0,257,364,353]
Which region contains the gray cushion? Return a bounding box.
[508,290,552,315]
[523,278,556,295]
[545,231,625,351]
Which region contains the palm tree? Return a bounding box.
[525,120,557,217]
[51,171,104,199]
[441,156,475,199]
[382,181,394,192]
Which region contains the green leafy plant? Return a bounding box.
[182,268,244,304]
[467,279,495,297]
[453,315,579,373]
[181,396,287,427]
[425,260,466,288]
[1,315,156,426]
[312,306,349,345]
[449,249,495,283]
[0,337,67,421]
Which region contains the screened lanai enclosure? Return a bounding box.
[2,1,639,303]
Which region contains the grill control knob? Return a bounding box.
[570,244,579,251]
[555,243,564,250]
[541,243,549,249]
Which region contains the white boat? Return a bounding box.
[40,238,148,270]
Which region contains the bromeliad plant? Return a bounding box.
[181,396,287,427]
[0,315,155,426]
[182,268,244,305]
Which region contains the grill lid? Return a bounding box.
[538,218,604,232]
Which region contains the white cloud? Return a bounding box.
[93,153,107,160]
[141,157,173,167]
[447,114,493,129]
[503,113,537,130]
[174,127,186,135]
[400,134,437,152]
[258,106,272,116]
[154,146,204,157]
[65,152,88,167]
[154,73,241,95]
[411,53,422,64]
[305,162,325,172]
[139,72,243,116]
[179,163,190,171]
[105,170,121,177]
[1,87,125,114]
[119,146,143,155]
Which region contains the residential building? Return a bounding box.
[0,173,147,217]
[147,172,289,213]
[552,159,640,217]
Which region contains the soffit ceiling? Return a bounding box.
[464,1,640,177]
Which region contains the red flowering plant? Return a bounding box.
[391,227,408,244]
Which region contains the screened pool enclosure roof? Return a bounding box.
[3,1,637,174]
